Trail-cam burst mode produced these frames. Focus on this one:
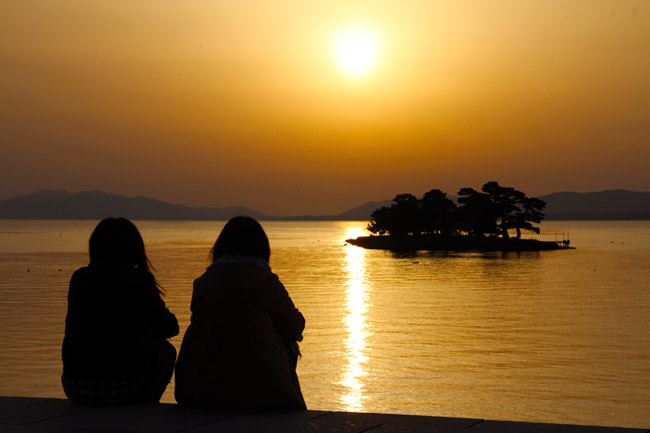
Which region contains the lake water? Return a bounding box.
[0,220,649,428]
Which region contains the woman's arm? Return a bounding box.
[141,273,179,340]
[264,278,305,342]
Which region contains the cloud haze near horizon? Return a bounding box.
[1,0,649,215]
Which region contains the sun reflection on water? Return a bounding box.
[339,227,371,411]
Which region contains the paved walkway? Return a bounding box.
[2,396,648,433]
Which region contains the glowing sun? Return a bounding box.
[332,26,380,79]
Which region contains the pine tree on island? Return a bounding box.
[360,182,554,251]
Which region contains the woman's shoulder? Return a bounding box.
[70,265,93,282]
[120,268,158,293]
[192,264,284,300]
[71,265,90,276]
[72,264,154,285]
[126,267,155,281]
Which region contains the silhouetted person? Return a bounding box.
[61,217,179,405]
[175,216,306,411]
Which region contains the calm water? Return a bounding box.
[0,220,649,428]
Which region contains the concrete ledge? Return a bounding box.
[1,396,648,433]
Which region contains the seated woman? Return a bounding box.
[174,216,306,411]
[62,217,179,405]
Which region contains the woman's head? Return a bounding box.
[89,217,152,271]
[211,216,270,262]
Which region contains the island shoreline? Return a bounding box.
[346,236,573,252]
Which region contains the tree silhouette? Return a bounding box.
[390,193,421,237]
[367,182,545,240]
[455,187,499,238]
[481,181,524,238]
[480,181,546,239]
[367,205,392,236]
[368,193,420,237]
[512,196,546,238]
[420,189,456,236]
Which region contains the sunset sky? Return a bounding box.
[1,0,649,215]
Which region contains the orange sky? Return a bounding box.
[1,0,649,215]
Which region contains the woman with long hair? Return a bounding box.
[175,216,306,411]
[62,217,179,405]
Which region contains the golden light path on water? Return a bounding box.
[339,227,371,411]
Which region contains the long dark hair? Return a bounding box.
[211,216,271,262]
[89,217,162,293]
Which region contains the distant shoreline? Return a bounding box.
[346,236,574,252]
[1,189,650,221]
[1,216,650,222]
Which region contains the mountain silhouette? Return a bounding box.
[540,189,650,220]
[329,200,394,220]
[0,189,648,220]
[336,190,650,221]
[0,190,266,220]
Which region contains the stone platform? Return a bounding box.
[1,396,647,433]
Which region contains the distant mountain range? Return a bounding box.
[0,190,266,221]
[539,190,650,220]
[325,190,650,220]
[0,189,649,221]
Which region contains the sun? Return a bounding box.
[332,26,380,79]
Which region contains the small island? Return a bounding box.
[347,181,573,252]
